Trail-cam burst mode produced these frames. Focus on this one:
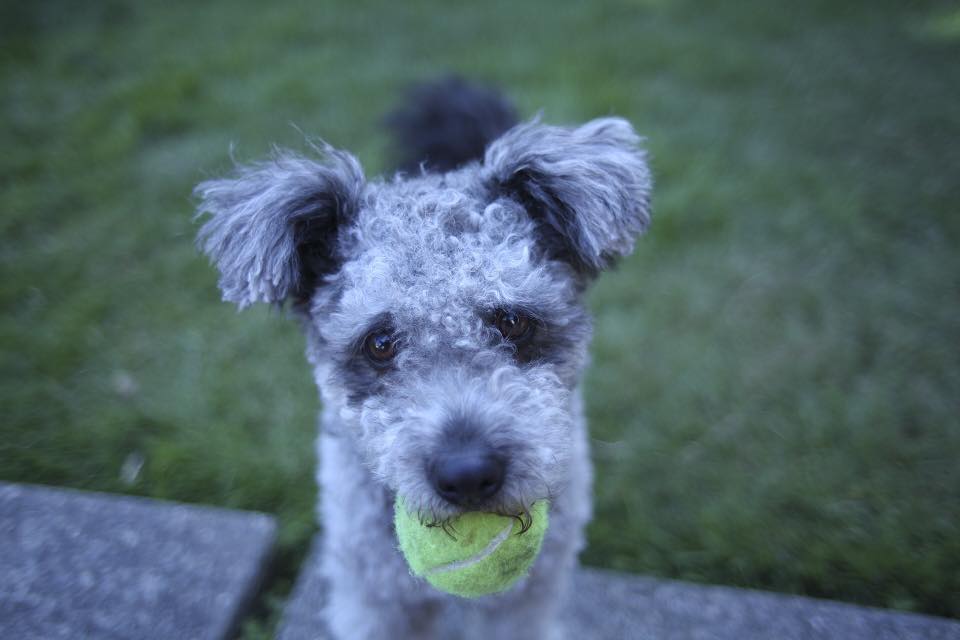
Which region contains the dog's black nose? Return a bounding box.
[429,449,505,506]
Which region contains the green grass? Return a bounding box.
[2,0,959,635]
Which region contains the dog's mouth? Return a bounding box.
[414,503,539,540]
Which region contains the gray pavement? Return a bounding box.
[277,534,960,640]
[0,482,276,640]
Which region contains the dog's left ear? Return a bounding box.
[484,117,651,278]
[194,146,364,309]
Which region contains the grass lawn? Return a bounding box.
[2,0,959,635]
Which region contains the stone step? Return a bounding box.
[277,535,960,640]
[0,482,277,640]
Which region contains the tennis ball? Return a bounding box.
[394,498,549,598]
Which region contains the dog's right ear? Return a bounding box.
[483,118,651,279]
[194,146,364,309]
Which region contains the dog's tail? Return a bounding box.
[384,76,518,174]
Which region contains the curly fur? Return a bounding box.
[195,79,651,639]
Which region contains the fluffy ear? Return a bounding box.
[194,145,364,308]
[483,117,651,277]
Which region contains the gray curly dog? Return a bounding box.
[195,79,652,639]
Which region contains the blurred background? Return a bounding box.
[2,0,959,636]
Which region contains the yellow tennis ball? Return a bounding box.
[394,498,549,598]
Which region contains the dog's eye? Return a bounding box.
[363,330,397,364]
[494,310,533,342]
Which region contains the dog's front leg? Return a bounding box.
[318,431,442,640]
[462,415,592,640]
[437,492,587,640]
[480,511,582,640]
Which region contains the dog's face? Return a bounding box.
[195,118,651,523]
[307,169,594,523]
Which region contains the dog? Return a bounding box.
[195,78,651,639]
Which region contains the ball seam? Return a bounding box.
[424,520,514,576]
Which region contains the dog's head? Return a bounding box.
[195,118,650,522]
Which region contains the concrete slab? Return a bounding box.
[277,534,960,640]
[564,568,960,640]
[0,482,277,640]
